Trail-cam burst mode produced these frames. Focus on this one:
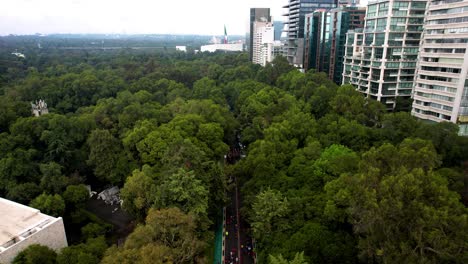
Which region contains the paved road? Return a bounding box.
[224,177,254,264]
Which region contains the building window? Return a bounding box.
[394,1,409,8]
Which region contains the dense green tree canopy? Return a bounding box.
[0,43,466,264]
[13,244,57,264]
[30,193,65,217]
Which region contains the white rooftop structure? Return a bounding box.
[0,198,67,263]
[31,99,49,117]
[200,43,243,53]
[11,52,25,58]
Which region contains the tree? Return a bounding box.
[30,193,65,217]
[196,122,229,159]
[282,222,357,264]
[87,129,124,183]
[63,184,89,209]
[103,208,205,264]
[156,168,209,218]
[310,144,359,187]
[436,168,466,200]
[57,236,107,264]
[325,140,468,263]
[330,85,384,126]
[102,244,174,264]
[81,223,109,241]
[415,122,468,166]
[251,188,289,238]
[309,85,336,118]
[13,244,57,264]
[39,115,74,164]
[121,166,156,220]
[269,252,308,264]
[192,77,225,104]
[6,182,42,204]
[39,162,67,194]
[0,97,30,132]
[379,112,420,144]
[255,55,295,85]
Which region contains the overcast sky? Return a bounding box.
[0,0,288,36]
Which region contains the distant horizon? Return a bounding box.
[0,33,248,37]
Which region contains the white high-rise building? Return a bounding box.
[252,21,275,66]
[342,0,427,110]
[412,0,468,135]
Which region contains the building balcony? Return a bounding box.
[430,0,464,6]
[412,111,445,123]
[419,61,463,68]
[418,69,460,78]
[416,78,458,89]
[423,43,467,49]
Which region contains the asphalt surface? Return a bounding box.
[224,178,254,264]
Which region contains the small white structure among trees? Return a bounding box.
[31,99,49,117]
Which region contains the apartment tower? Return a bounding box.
[342,0,427,110]
[252,21,276,66]
[249,8,271,60]
[412,0,468,135]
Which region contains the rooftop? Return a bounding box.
[0,198,55,248]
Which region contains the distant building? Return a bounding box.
[273,21,284,41]
[200,43,244,53]
[175,46,187,52]
[252,21,276,66]
[249,8,271,60]
[259,42,283,67]
[0,198,68,264]
[328,5,366,84]
[272,41,284,59]
[31,99,49,117]
[412,0,468,136]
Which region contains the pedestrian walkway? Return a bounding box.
[213,214,223,264]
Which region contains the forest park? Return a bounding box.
[0,49,467,264]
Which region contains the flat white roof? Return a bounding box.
[0,198,55,247]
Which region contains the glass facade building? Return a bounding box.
[412,0,468,135]
[304,10,332,72]
[328,6,366,84]
[342,0,427,110]
[283,0,338,67]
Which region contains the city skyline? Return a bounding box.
[0,0,287,36]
